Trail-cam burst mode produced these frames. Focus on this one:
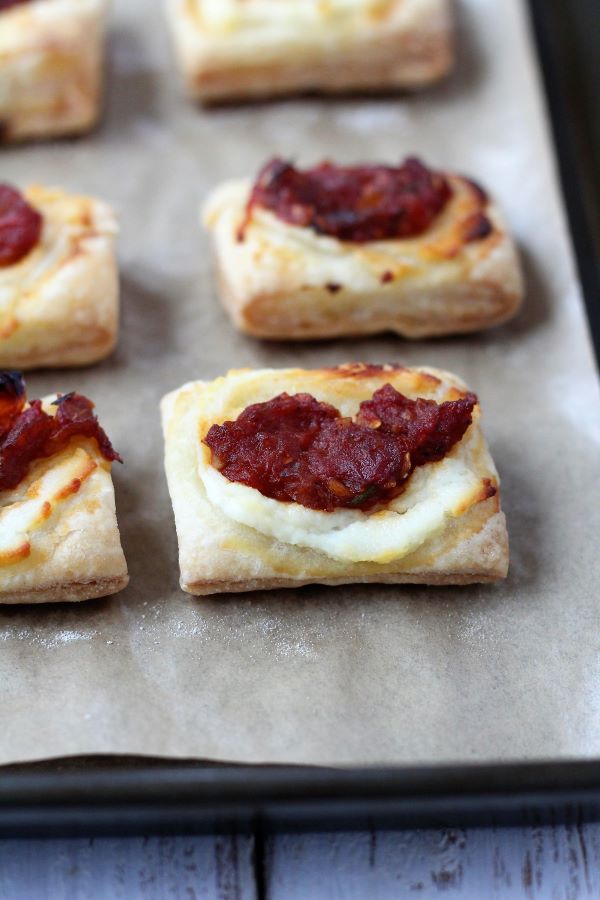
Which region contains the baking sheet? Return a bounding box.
[1,0,599,769]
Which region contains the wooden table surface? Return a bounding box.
[1,825,599,899]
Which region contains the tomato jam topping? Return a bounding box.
[0,372,121,492]
[0,0,32,10]
[204,384,476,512]
[242,156,452,243]
[0,184,43,267]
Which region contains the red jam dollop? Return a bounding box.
[0,372,122,492]
[242,156,452,243]
[204,384,476,512]
[0,0,32,11]
[0,184,43,268]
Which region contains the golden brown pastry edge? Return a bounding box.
[0,574,129,606]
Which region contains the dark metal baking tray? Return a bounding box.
[0,0,599,837]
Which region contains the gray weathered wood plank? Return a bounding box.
[266,825,600,899]
[2,826,600,899]
[0,835,257,900]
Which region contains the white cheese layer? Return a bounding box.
[199,452,481,563]
[0,447,96,564]
[0,203,70,324]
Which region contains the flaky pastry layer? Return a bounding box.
[161,365,509,596]
[0,0,108,142]
[203,174,524,340]
[0,185,119,369]
[0,396,128,605]
[166,0,454,101]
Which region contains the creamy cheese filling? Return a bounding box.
[200,452,481,563]
[0,447,96,564]
[0,207,68,319]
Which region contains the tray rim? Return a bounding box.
[1,0,599,836]
[529,0,600,366]
[2,755,600,835]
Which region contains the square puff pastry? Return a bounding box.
[165,0,454,103]
[0,395,128,605]
[204,173,524,340]
[0,185,119,369]
[161,364,508,596]
[0,0,108,143]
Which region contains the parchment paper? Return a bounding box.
[1,0,599,769]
